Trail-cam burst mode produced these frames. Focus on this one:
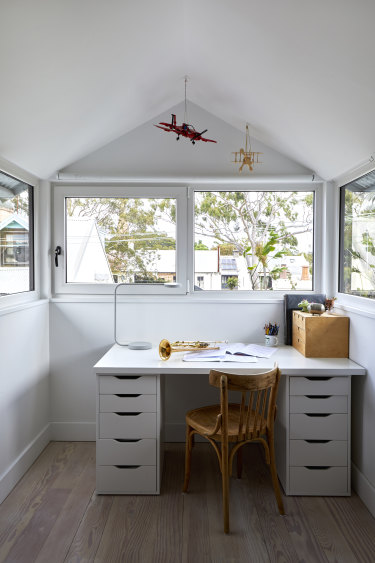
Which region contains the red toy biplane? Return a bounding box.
[154,114,217,145]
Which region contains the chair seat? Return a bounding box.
[186,403,267,442]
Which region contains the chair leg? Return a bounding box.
[183,424,193,492]
[236,446,243,479]
[268,435,285,515]
[221,443,230,533]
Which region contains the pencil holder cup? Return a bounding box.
[264,335,278,347]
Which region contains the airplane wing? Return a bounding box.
[154,124,173,132]
[200,137,217,143]
[191,129,217,143]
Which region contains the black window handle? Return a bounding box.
[54,246,62,267]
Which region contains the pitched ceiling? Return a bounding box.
[1,0,374,181]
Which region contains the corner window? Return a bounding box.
[339,171,375,299]
[0,171,34,296]
[194,191,314,291]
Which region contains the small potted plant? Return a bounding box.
[325,297,337,313]
[298,299,310,313]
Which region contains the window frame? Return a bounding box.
[52,182,322,298]
[187,184,323,298]
[338,172,375,302]
[52,184,188,295]
[0,166,36,307]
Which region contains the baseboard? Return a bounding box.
[164,422,204,442]
[50,421,96,441]
[351,462,375,518]
[0,424,51,504]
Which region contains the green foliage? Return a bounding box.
[194,239,209,250]
[225,276,239,290]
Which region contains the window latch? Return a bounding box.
[54,246,62,267]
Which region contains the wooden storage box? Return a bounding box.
[292,311,349,358]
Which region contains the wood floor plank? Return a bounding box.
[298,496,359,563]
[1,442,375,563]
[243,443,301,563]
[324,496,375,563]
[35,444,96,563]
[0,443,82,561]
[64,494,114,563]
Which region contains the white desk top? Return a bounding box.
[94,344,366,376]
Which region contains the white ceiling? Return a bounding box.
[1,0,375,181]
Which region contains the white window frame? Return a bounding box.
[336,169,375,315]
[52,184,188,295]
[0,159,39,309]
[187,183,323,299]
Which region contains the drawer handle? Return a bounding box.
[115,412,141,416]
[115,376,141,380]
[115,465,140,469]
[305,395,331,399]
[114,439,141,443]
[305,440,331,444]
[115,394,141,398]
[305,466,330,470]
[305,413,330,417]
[305,377,332,381]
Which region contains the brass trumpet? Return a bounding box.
[159,339,224,361]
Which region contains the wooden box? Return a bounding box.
[292,311,349,358]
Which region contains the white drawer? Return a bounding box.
[290,440,347,466]
[96,438,156,465]
[290,395,347,414]
[289,466,348,495]
[290,413,347,440]
[100,394,156,413]
[96,465,157,494]
[290,376,349,396]
[99,375,156,395]
[99,412,157,439]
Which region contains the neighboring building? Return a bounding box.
[66,217,114,283]
[0,214,30,295]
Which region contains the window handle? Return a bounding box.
[54,246,62,267]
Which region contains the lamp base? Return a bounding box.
[128,341,152,350]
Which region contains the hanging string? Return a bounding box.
[184,76,188,124]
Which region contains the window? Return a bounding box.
[54,184,318,296]
[339,171,375,299]
[0,171,34,296]
[53,186,187,294]
[194,190,314,291]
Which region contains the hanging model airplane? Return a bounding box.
[154,114,217,145]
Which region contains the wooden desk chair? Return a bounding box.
[182,364,285,533]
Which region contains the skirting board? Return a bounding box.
[164,422,205,442]
[351,462,375,519]
[50,421,96,441]
[0,424,51,505]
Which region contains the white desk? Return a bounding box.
[94,344,365,496]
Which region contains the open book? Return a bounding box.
[183,342,277,362]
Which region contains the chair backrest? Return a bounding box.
[209,364,281,441]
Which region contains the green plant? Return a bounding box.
[225,277,239,290]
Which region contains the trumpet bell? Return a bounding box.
[159,339,172,360]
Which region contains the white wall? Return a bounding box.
[343,308,375,517]
[49,298,283,440]
[0,301,50,503]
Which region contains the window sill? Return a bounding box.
[0,297,48,317]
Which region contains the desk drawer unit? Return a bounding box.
[287,376,351,495]
[96,373,161,494]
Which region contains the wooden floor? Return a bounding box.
[1,443,375,563]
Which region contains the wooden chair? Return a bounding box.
[182,364,285,533]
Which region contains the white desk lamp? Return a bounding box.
[114,282,180,349]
